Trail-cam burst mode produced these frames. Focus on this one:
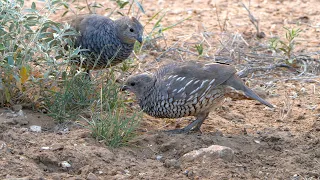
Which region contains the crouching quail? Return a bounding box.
[69,14,143,72]
[122,62,274,134]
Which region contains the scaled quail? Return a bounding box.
[122,62,274,134]
[70,14,143,70]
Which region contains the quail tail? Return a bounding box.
[225,75,274,108]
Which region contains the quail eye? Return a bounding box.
[129,28,134,32]
[130,82,136,86]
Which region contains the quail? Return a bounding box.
[122,62,274,134]
[69,14,143,72]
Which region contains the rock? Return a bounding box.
[17,119,29,125]
[18,128,28,133]
[4,118,17,125]
[60,161,71,168]
[181,145,234,163]
[112,174,127,180]
[183,170,194,177]
[16,110,24,117]
[5,109,24,119]
[0,141,6,150]
[12,105,22,112]
[164,158,180,169]
[123,169,130,175]
[30,125,41,132]
[156,155,163,161]
[87,172,99,180]
[52,144,64,151]
[40,147,50,150]
[4,177,30,180]
[6,112,18,118]
[292,174,300,180]
[159,141,176,152]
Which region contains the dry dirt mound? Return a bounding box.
[0,104,319,179]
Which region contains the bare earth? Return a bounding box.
[1,0,320,179]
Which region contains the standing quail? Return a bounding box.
[69,14,143,71]
[122,62,274,134]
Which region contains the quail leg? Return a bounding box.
[165,112,209,134]
[165,119,202,134]
[188,112,209,132]
[189,114,208,132]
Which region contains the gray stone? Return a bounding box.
[12,105,22,112]
[60,161,71,168]
[181,145,234,163]
[30,125,41,132]
[156,155,163,161]
[87,172,99,180]
[164,158,180,169]
[0,141,6,150]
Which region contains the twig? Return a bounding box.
[276,76,320,82]
[237,63,296,78]
[85,0,93,14]
[215,4,223,32]
[127,0,135,15]
[241,2,265,38]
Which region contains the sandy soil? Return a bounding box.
[1,0,320,179]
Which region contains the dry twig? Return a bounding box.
[237,63,297,78]
[241,2,265,38]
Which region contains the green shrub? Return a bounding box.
[0,0,142,147]
[84,71,142,147]
[0,0,79,106]
[269,27,302,64]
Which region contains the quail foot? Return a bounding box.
[69,14,143,74]
[122,62,274,134]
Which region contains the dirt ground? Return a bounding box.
[1,0,320,179]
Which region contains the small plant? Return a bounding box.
[44,73,94,122]
[86,109,141,148]
[195,43,204,56]
[44,67,142,147]
[85,91,141,148]
[83,69,142,147]
[269,27,302,64]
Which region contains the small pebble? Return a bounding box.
[30,125,41,133]
[87,172,99,180]
[254,140,261,144]
[156,155,163,161]
[12,105,22,112]
[18,119,29,125]
[183,170,194,177]
[164,159,180,169]
[40,147,50,150]
[16,110,24,117]
[0,141,6,150]
[123,169,130,175]
[60,161,71,168]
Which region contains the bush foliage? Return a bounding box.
[0,0,143,147]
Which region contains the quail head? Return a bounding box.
[69,14,143,70]
[122,62,274,134]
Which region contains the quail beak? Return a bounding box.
[121,85,129,91]
[136,36,143,44]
